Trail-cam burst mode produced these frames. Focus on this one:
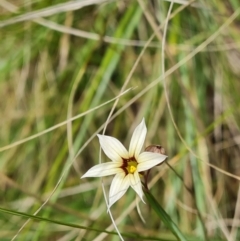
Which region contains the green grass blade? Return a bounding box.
[0,207,177,241]
[144,189,188,241]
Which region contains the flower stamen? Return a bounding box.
[126,159,137,174]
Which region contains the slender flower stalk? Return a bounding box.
[81,118,167,208]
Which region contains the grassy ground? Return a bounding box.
[0,0,240,240]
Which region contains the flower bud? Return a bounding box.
[145,145,165,155]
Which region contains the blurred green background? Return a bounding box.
[0,0,240,240]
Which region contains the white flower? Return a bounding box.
[81,118,167,208]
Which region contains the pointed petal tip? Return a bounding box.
[106,199,116,211]
[161,154,168,159]
[80,174,87,179]
[163,155,168,161]
[139,118,146,128]
[107,204,112,212]
[142,197,146,204]
[80,173,89,179]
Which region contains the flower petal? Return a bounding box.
[137,152,167,172]
[130,172,145,203]
[81,162,123,178]
[108,173,130,208]
[98,134,129,162]
[129,118,147,158]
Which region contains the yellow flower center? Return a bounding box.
[126,160,137,174]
